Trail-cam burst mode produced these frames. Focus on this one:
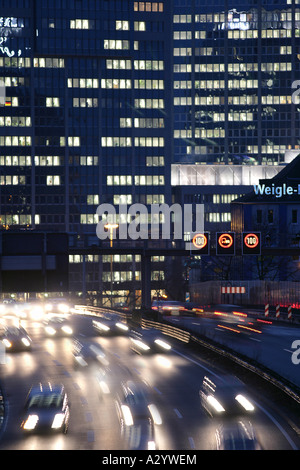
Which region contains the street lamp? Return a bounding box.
[104,223,119,307]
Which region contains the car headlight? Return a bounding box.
[3,339,12,348]
[52,413,65,429]
[131,338,150,351]
[58,303,69,314]
[21,338,31,347]
[121,405,134,426]
[23,414,39,430]
[45,326,56,335]
[235,394,255,411]
[207,395,225,413]
[98,380,110,395]
[154,339,171,350]
[116,322,129,331]
[95,322,110,332]
[61,325,73,335]
[148,440,156,450]
[148,404,162,425]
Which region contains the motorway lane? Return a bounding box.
[167,315,300,388]
[0,315,299,450]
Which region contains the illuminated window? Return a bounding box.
[102,137,132,147]
[60,137,80,147]
[73,98,98,107]
[134,137,164,147]
[107,175,132,186]
[80,214,98,224]
[146,156,164,166]
[113,195,133,204]
[116,20,129,30]
[134,21,146,31]
[68,78,98,88]
[80,156,99,166]
[87,195,99,205]
[104,39,129,50]
[46,176,61,186]
[134,98,164,109]
[70,19,94,29]
[46,97,60,107]
[34,58,64,68]
[106,59,131,70]
[101,79,131,89]
[34,156,61,166]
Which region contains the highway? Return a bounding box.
[167,311,300,389]
[0,310,299,451]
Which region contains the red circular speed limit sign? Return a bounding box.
[244,233,259,248]
[192,233,208,249]
[218,233,233,249]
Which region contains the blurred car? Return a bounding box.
[151,300,185,315]
[44,299,70,315]
[130,328,172,354]
[96,363,131,399]
[44,315,73,337]
[1,326,32,352]
[215,420,261,450]
[21,382,70,434]
[72,337,106,369]
[115,380,161,450]
[0,299,18,317]
[93,316,129,336]
[199,374,255,417]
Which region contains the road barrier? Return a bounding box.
[265,303,269,317]
[72,303,300,404]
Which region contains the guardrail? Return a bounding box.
[73,304,300,405]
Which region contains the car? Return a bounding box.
[96,363,131,399]
[0,299,18,317]
[130,327,172,354]
[115,380,161,450]
[215,420,261,450]
[44,315,73,337]
[72,337,107,369]
[44,299,70,314]
[21,382,70,433]
[1,326,32,352]
[93,316,129,336]
[199,374,255,417]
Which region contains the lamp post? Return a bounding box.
[104,223,119,307]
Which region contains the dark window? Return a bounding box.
[256,209,262,223]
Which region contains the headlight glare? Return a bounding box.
[52,413,65,429]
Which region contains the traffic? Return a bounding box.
[0,299,299,451]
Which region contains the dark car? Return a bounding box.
[44,315,73,337]
[21,382,70,433]
[215,420,261,450]
[1,326,32,352]
[115,380,161,450]
[93,316,129,336]
[130,328,172,354]
[199,374,255,417]
[72,337,106,369]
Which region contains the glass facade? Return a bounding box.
[173,0,300,165]
[0,0,172,305]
